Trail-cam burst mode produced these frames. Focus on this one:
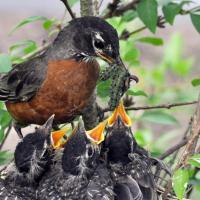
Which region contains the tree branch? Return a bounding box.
[60,0,76,19]
[159,139,188,160]
[103,0,139,19]
[80,0,94,16]
[103,100,198,113]
[120,16,165,40]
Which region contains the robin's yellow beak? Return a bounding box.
[108,101,132,127]
[96,51,114,64]
[51,127,72,149]
[86,120,107,144]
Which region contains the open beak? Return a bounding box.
[51,127,72,149]
[108,101,132,127]
[86,120,107,144]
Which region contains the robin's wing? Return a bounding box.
[0,57,47,102]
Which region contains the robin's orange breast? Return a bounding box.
[6,59,99,125]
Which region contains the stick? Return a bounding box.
[60,0,75,19]
[103,101,198,113]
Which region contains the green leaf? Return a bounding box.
[10,40,38,58]
[0,151,13,165]
[10,16,48,34]
[97,80,110,98]
[188,154,200,168]
[137,0,158,33]
[163,3,181,25]
[0,110,12,129]
[134,129,153,147]
[68,0,78,6]
[137,37,164,46]
[122,10,138,22]
[172,169,189,200]
[0,129,4,143]
[0,54,12,73]
[191,13,200,34]
[43,19,54,30]
[127,89,148,97]
[142,111,178,125]
[191,78,200,87]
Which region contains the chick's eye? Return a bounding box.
[94,40,105,49]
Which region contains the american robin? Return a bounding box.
[0,115,55,200]
[104,101,170,200]
[0,16,138,137]
[38,118,106,200]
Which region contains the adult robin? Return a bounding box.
[0,115,55,200]
[0,16,138,137]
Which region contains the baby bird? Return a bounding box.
[0,114,55,200]
[104,101,169,200]
[38,118,106,200]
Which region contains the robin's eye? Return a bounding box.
[94,40,105,49]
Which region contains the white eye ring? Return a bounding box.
[94,32,104,42]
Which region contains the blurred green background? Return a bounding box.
[0,0,200,199]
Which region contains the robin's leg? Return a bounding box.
[12,121,24,139]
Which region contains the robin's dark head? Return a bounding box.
[56,16,126,66]
[14,114,55,177]
[70,16,119,64]
[104,102,136,164]
[62,118,106,177]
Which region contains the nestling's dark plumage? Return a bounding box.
[38,119,106,200]
[104,102,170,200]
[0,115,55,200]
[87,162,115,200]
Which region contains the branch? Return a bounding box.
[60,0,75,19]
[80,0,94,16]
[103,0,121,19]
[103,0,139,19]
[120,16,165,40]
[159,139,188,160]
[103,100,198,113]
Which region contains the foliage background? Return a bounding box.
[0,0,200,199]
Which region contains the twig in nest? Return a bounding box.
[60,0,75,19]
[162,94,200,199]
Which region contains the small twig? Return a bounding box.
[104,0,139,19]
[0,123,12,150]
[103,100,198,113]
[60,0,75,19]
[103,0,121,19]
[120,16,165,40]
[159,139,188,160]
[120,26,146,40]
